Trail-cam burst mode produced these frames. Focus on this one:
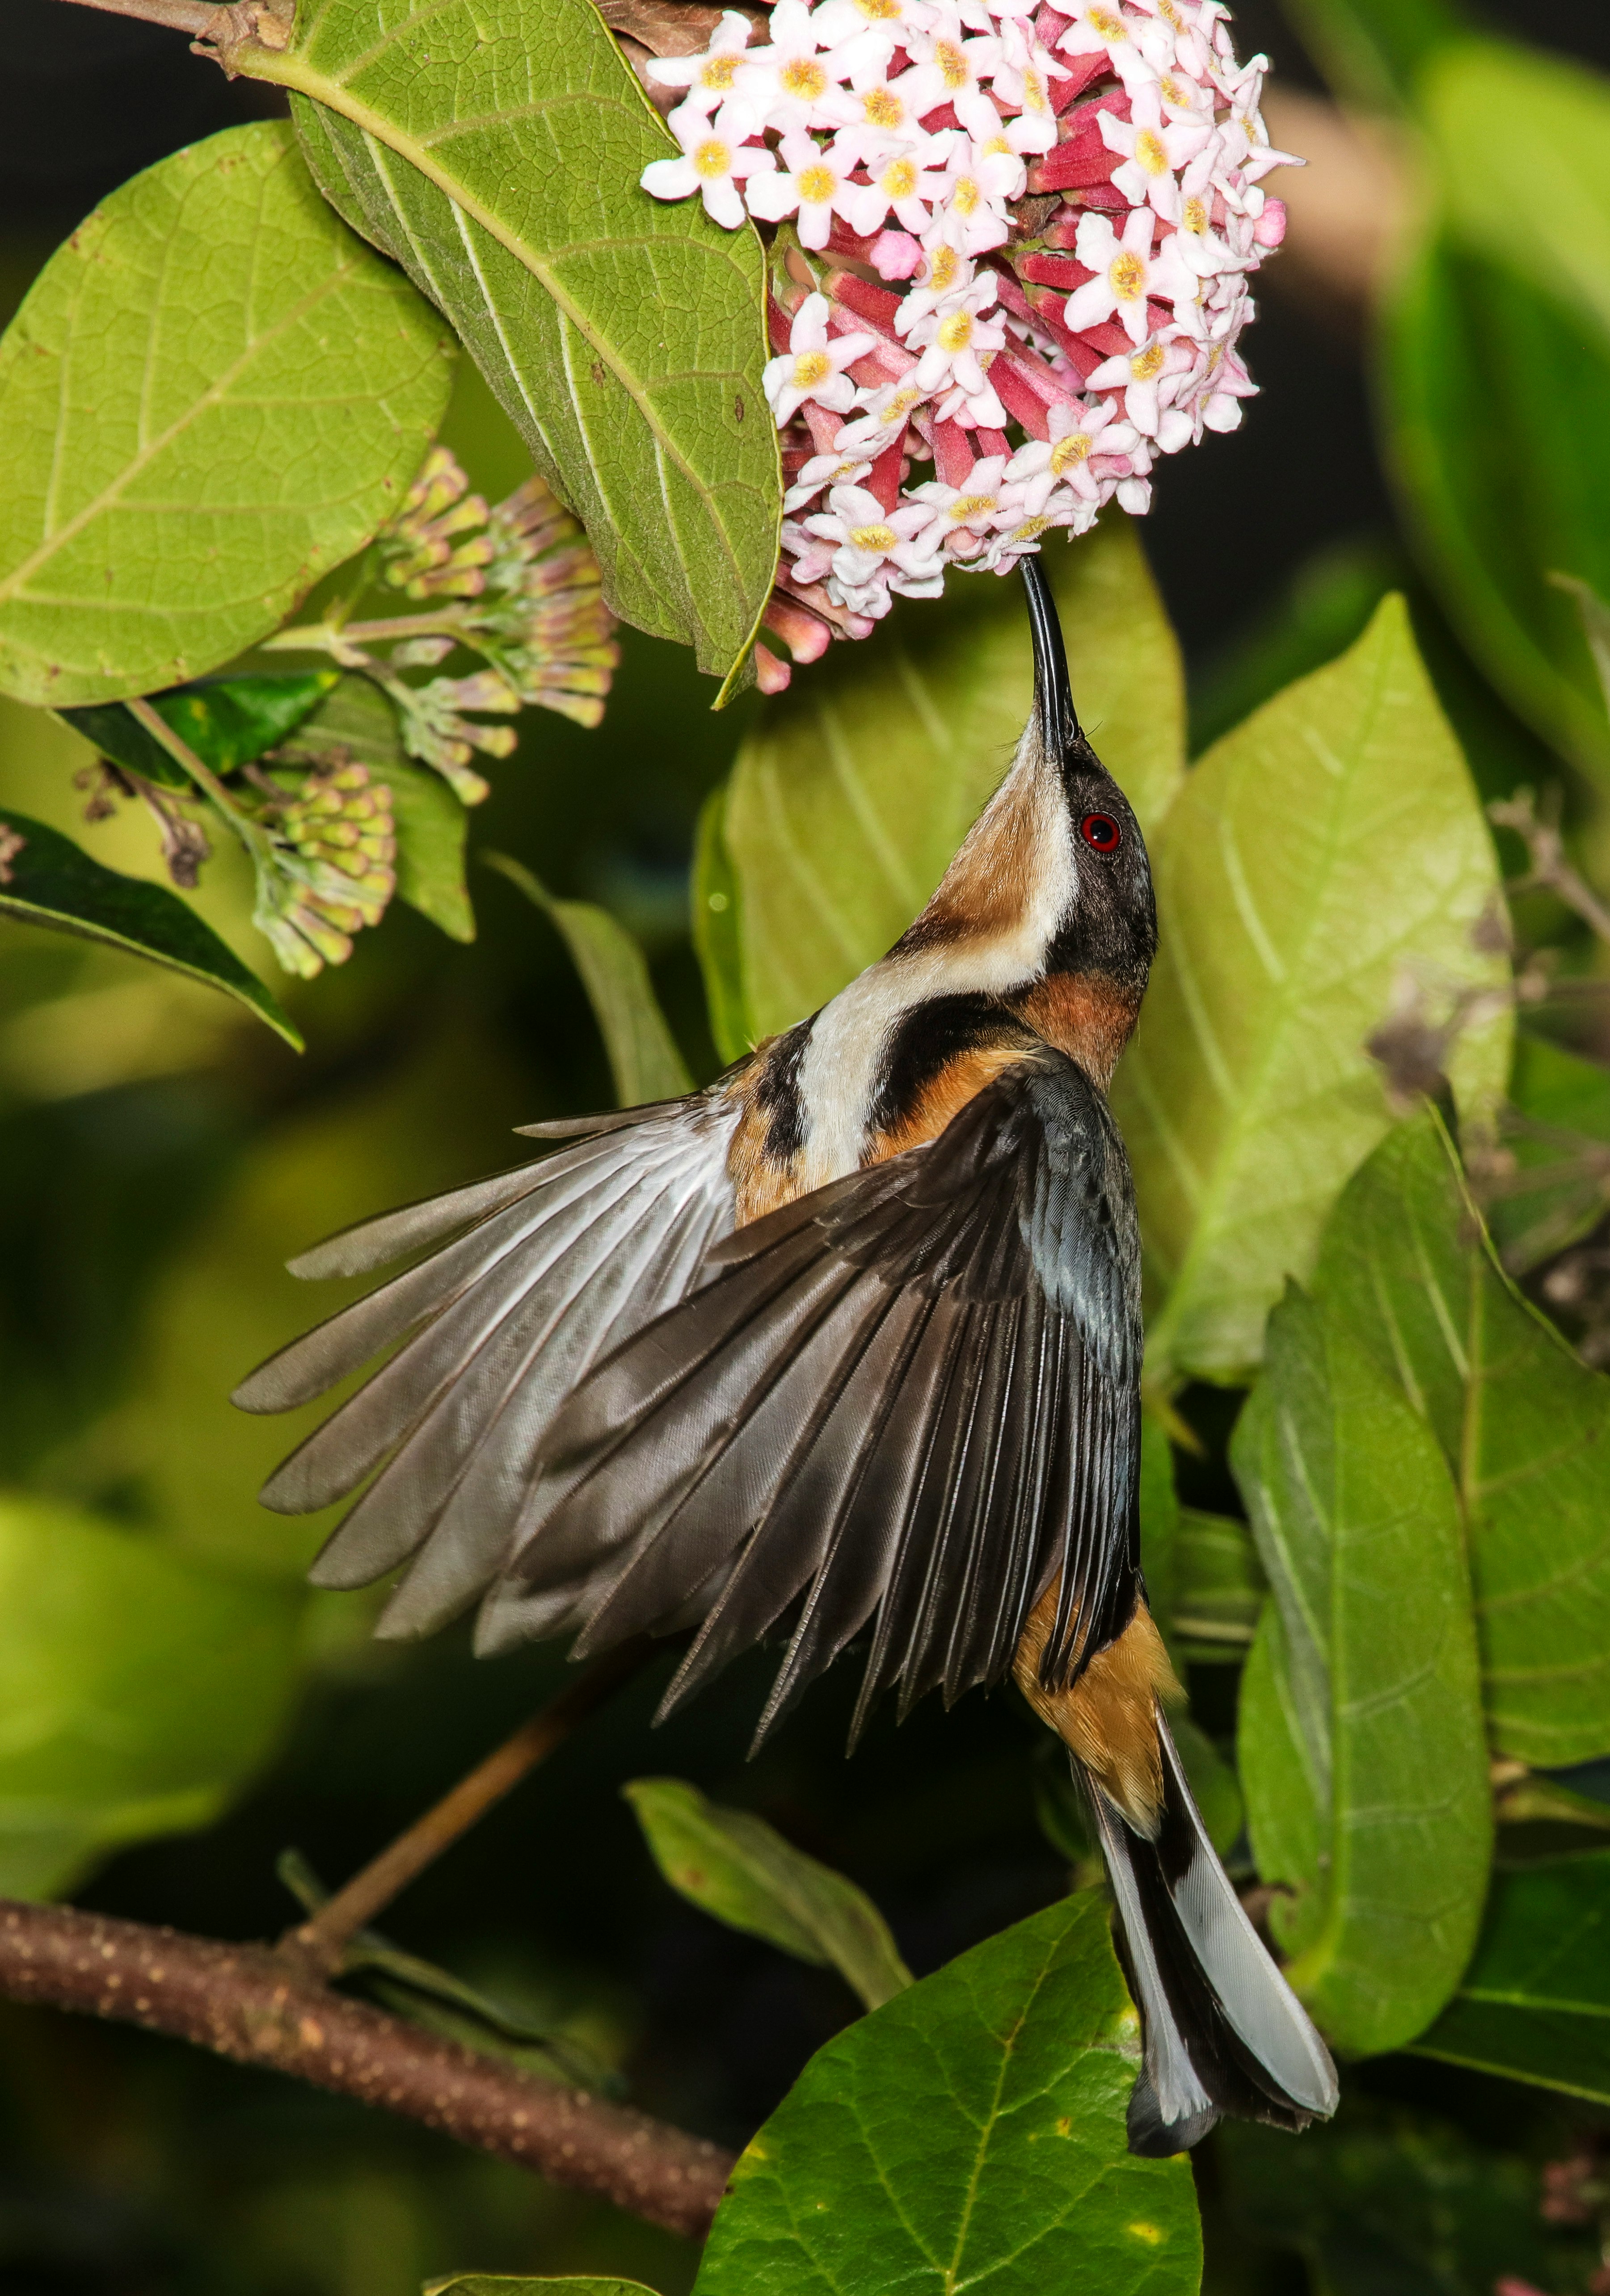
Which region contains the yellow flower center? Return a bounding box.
[864,86,905,127]
[881,157,918,198]
[927,244,961,292]
[798,163,837,203]
[886,387,921,416]
[1182,194,1208,234]
[857,0,901,15]
[984,134,1012,156]
[1049,431,1092,472]
[1130,341,1166,379]
[850,522,898,551]
[1135,129,1168,175]
[1110,251,1146,300]
[952,175,981,215]
[700,54,738,88]
[1159,0,1183,27]
[1087,5,1126,38]
[1161,75,1190,106]
[936,308,975,352]
[781,56,828,99]
[693,139,731,179]
[1011,513,1055,539]
[1021,70,1048,114]
[937,39,969,87]
[792,349,831,388]
[948,492,997,522]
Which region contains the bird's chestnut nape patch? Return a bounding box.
[1080,812,1123,854]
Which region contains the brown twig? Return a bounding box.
[0,1899,733,2237]
[1489,788,1610,946]
[284,1641,656,1976]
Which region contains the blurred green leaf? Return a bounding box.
[1413,1849,1610,2104]
[1426,40,1610,349]
[1189,536,1396,758]
[1486,1032,1610,1272]
[1172,1507,1264,1665]
[488,855,690,1107]
[1382,234,1610,782]
[1173,1714,1244,1863]
[0,806,299,1048]
[1280,0,1462,108]
[0,1493,303,1898]
[58,673,341,792]
[1232,1280,1491,2056]
[281,675,474,942]
[624,1776,912,2011]
[1137,1413,1179,1665]
[722,519,1184,1040]
[429,2282,659,2296]
[1309,1106,1610,1769]
[271,0,779,686]
[1114,595,1511,1385]
[692,1891,1199,2296]
[0,123,452,708]
[692,785,750,1066]
[1222,2101,1564,2296]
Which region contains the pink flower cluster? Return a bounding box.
[638,0,1297,687]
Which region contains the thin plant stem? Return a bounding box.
[265,610,473,652]
[284,1639,656,1976]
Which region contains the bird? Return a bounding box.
[234,557,1338,2157]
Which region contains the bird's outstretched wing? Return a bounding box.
[232,1096,740,1638]
[480,1051,1144,1748]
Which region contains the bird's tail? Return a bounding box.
[1086,1710,1339,2155]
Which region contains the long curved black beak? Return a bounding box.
[1020,556,1080,759]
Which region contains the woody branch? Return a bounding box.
[0,1897,734,2240]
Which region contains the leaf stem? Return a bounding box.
[264,610,472,652]
[125,695,275,867]
[282,1640,656,1979]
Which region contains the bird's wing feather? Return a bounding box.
[230,1096,739,1634]
[491,1053,1143,1741]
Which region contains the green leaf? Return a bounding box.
[0,122,453,708]
[722,519,1184,1039]
[428,2282,658,2296]
[624,1777,913,2012]
[1172,1714,1244,1863]
[0,1494,303,1898]
[487,853,690,1106]
[0,806,299,1048]
[692,784,751,1065]
[1137,1412,1179,1665]
[1381,232,1610,782]
[58,673,341,792]
[1232,1282,1492,2056]
[1172,1506,1265,1664]
[1279,0,1462,109]
[246,0,779,687]
[1308,1105,1610,1768]
[1113,594,1511,1386]
[1487,1031,1610,1271]
[1412,1850,1610,2106]
[692,1891,1200,2296]
[279,673,473,941]
[1188,536,1396,759]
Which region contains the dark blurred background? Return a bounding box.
[3,2,1610,2292]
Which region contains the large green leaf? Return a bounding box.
[1279,0,1462,109]
[0,806,299,1048]
[0,123,453,708]
[233,0,779,686]
[1232,1283,1491,2056]
[0,1493,303,1899]
[624,1776,912,2011]
[1412,1850,1610,2106]
[280,673,474,942]
[693,784,751,1064]
[1114,595,1510,1386]
[1309,1106,1610,1768]
[714,518,1184,1041]
[1172,1506,1264,1665]
[693,1891,1199,2296]
[1381,232,1610,782]
[488,854,690,1106]
[59,672,340,792]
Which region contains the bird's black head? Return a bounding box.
[1020,556,1158,997]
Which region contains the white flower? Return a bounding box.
[747,130,887,247]
[905,455,1023,556]
[1063,206,1201,344]
[982,491,1100,567]
[804,481,947,592]
[898,239,974,329]
[834,377,928,454]
[827,59,930,145]
[931,143,1018,252]
[763,294,880,425]
[1006,395,1138,511]
[989,17,1066,152]
[899,20,1004,119]
[1171,148,1253,277]
[640,103,777,229]
[843,127,955,230]
[899,273,1003,383]
[784,449,875,512]
[780,517,839,587]
[737,0,880,133]
[1087,331,1200,444]
[645,13,757,122]
[1096,81,1212,221]
[1057,2,1160,97]
[809,0,939,50]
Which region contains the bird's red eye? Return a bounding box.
[1080,812,1122,854]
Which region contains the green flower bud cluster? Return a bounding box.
[247,757,398,978]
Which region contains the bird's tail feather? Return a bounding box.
[1087,1711,1338,2156]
